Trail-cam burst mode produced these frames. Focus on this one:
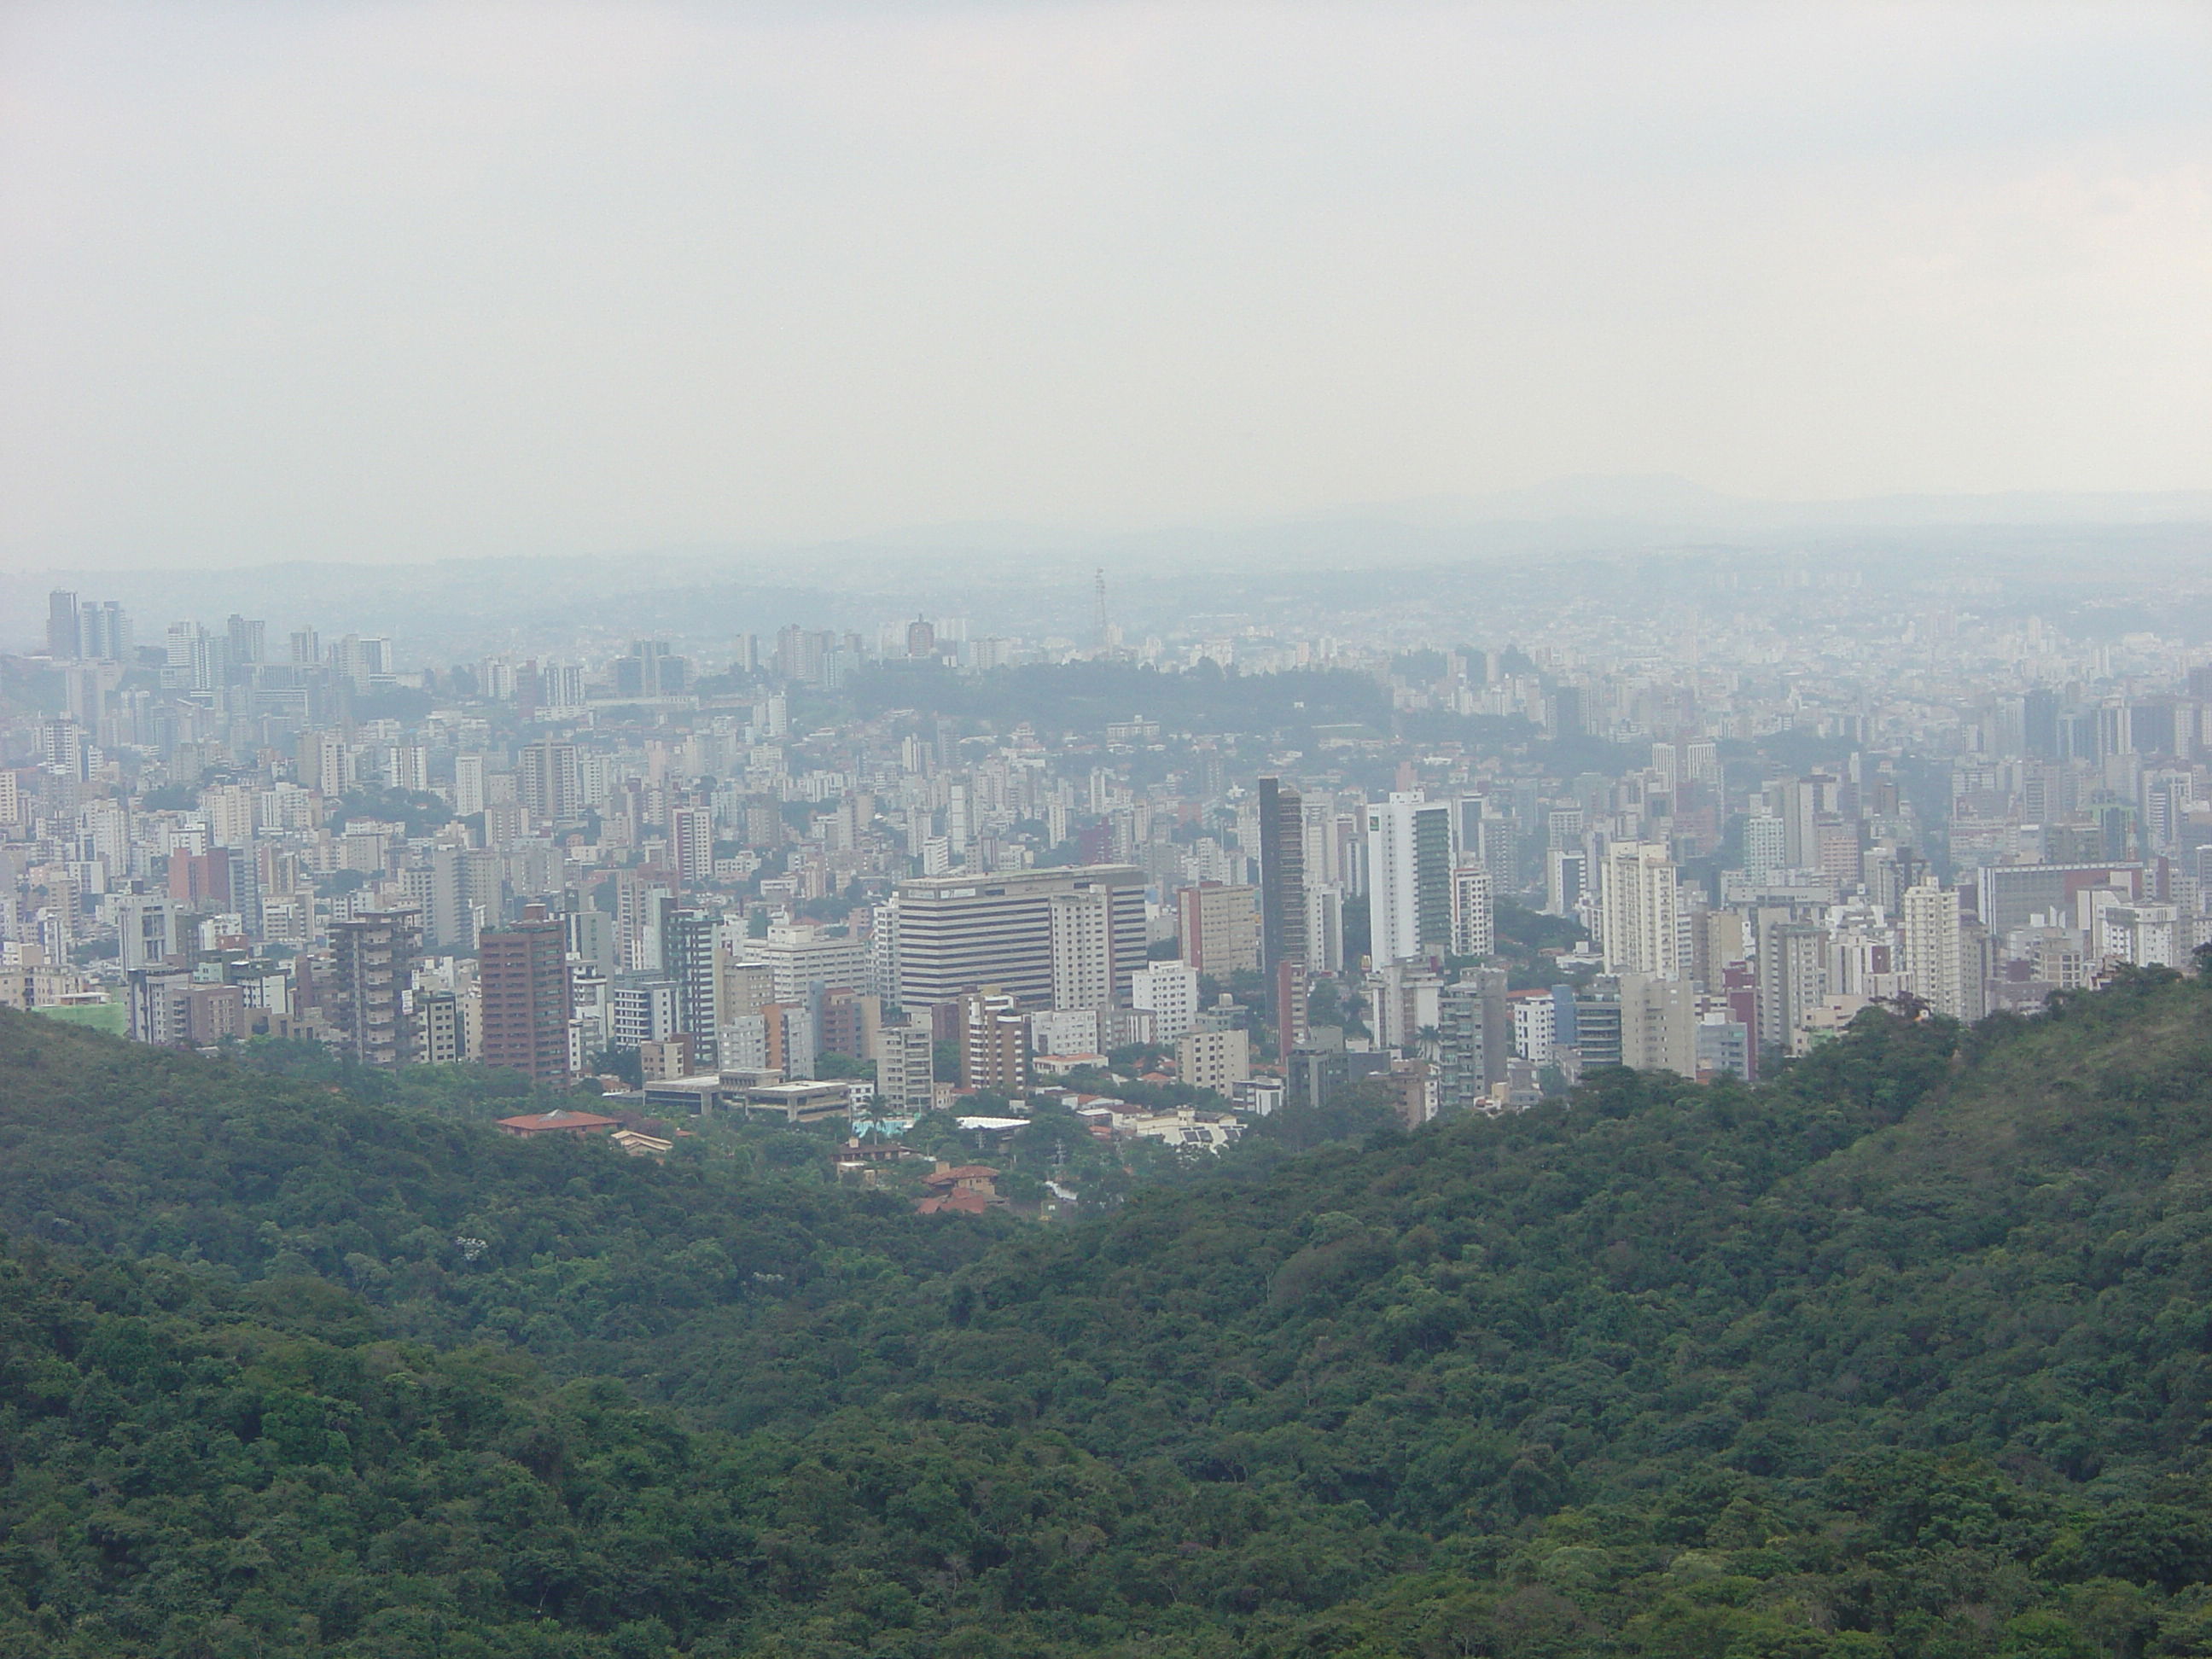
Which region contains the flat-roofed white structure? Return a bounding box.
[891,864,1144,1009]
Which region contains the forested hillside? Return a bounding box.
[7,972,2212,1656]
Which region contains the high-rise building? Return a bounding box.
[1450,864,1493,958]
[517,740,580,823]
[1511,989,1556,1063]
[661,906,723,1066]
[79,601,131,662]
[1599,842,1681,980]
[538,661,585,713]
[764,1002,817,1078]
[1303,883,1345,973]
[741,928,868,1002]
[1758,919,1827,1059]
[1277,958,1310,1049]
[612,977,681,1051]
[1545,846,1588,917]
[225,614,266,667]
[46,591,79,661]
[418,989,464,1065]
[1618,973,1697,1076]
[1178,1027,1251,1095]
[1742,816,1788,880]
[1256,776,1307,973]
[1435,981,1494,1114]
[875,1020,936,1113]
[330,910,418,1067]
[1975,862,2143,937]
[960,987,1029,1094]
[890,864,1144,1009]
[480,905,573,1083]
[1901,882,1964,1017]
[1130,959,1201,1042]
[1367,793,1454,963]
[114,894,178,972]
[1175,882,1260,976]
[1473,812,1520,894]
[451,753,487,818]
[669,805,715,884]
[1048,888,1117,1011]
[1569,988,1624,1069]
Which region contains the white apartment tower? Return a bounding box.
[1049,888,1117,1011]
[1449,864,1494,958]
[1365,794,1454,964]
[1901,882,1965,1017]
[1130,959,1201,1043]
[1599,842,1682,980]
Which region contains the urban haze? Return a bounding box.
[2,6,2211,1659]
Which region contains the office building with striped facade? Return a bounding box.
[890,864,1145,1010]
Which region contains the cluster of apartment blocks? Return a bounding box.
[22,584,2212,1132]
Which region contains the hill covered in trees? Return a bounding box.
[6,971,2212,1655]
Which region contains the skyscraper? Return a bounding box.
[960,987,1030,1094]
[875,1019,936,1112]
[1742,815,1789,881]
[518,740,581,822]
[480,904,573,1084]
[1366,793,1453,963]
[1901,882,1964,1017]
[1435,978,1507,1114]
[45,590,79,660]
[668,804,715,884]
[330,910,418,1068]
[661,905,723,1066]
[1256,776,1307,973]
[1048,888,1117,1011]
[1758,918,1827,1059]
[1449,863,1493,958]
[1599,842,1681,980]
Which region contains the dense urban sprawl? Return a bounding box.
[12,568,2207,1198]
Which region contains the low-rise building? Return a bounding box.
[495,1109,620,1138]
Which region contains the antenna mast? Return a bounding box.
[1094,568,1111,655]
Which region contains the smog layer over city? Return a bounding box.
[1,5,2209,1657]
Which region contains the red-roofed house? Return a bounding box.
[915,1162,1004,1214]
[915,1188,992,1217]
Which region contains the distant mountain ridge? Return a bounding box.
[1367,472,2212,530]
[5,476,2206,651]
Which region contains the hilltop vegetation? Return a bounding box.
[5,972,2212,1654]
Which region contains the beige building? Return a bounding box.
[1177,1026,1251,1096]
[1618,973,1697,1077]
[1175,882,1261,975]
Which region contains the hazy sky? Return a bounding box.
[3,1,2207,570]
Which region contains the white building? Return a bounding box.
[1901,882,1964,1016]
[1450,863,1494,958]
[1743,816,1788,882]
[1511,991,1556,1063]
[1049,888,1117,1011]
[1366,793,1454,963]
[1030,1006,1101,1057]
[1599,842,1682,980]
[1130,960,1201,1043]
